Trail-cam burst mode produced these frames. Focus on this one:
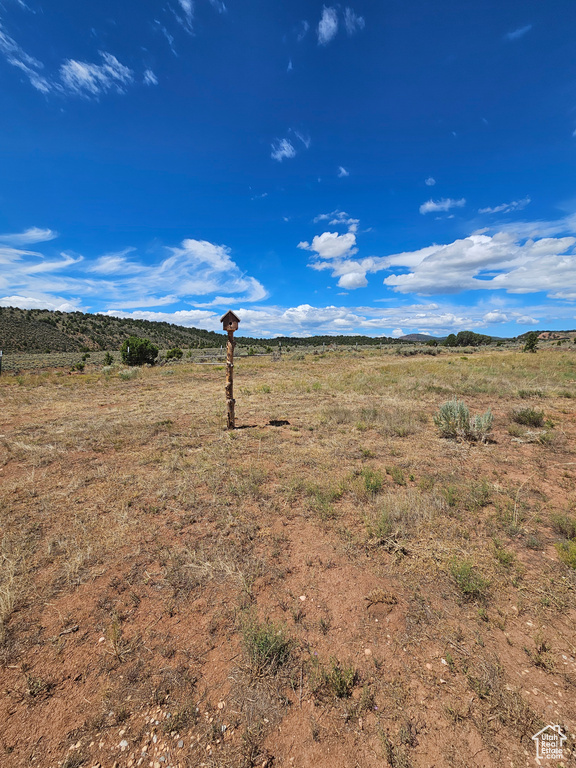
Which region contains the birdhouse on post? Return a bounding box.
[220,310,240,332]
[220,310,241,429]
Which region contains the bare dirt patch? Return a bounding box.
[0,349,575,767]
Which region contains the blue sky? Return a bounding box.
[1,0,576,338]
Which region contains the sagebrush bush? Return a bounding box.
[434,398,493,441]
[166,347,183,360]
[512,408,544,427]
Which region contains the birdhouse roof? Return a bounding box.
[220,310,240,323]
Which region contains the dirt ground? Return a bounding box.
[0,347,575,768]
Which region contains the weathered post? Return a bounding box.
[220,310,240,430]
[0,350,3,376]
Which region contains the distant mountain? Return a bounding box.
[399,333,441,342]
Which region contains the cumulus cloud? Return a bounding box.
[298,231,358,261]
[419,198,466,215]
[478,197,530,215]
[382,232,576,297]
[338,166,349,177]
[344,7,365,35]
[143,69,158,86]
[318,6,338,45]
[95,301,548,338]
[425,177,436,186]
[271,138,297,162]
[505,24,532,41]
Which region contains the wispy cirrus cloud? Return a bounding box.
[505,24,532,41]
[60,53,134,97]
[143,68,158,86]
[271,130,310,162]
[478,197,530,215]
[337,166,349,177]
[343,7,365,35]
[0,229,268,312]
[419,197,466,215]
[271,138,296,162]
[0,227,58,245]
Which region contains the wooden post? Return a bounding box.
[220,310,241,430]
[226,329,235,429]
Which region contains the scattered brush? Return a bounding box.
[434,398,493,442]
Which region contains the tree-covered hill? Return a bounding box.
[0,307,227,353]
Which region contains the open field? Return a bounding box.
[1,348,576,767]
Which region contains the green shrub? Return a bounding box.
[242,615,291,674]
[121,336,159,366]
[166,347,183,360]
[512,408,544,427]
[450,558,490,601]
[434,399,493,442]
[550,513,576,540]
[556,540,576,569]
[361,468,384,495]
[103,352,114,366]
[523,332,539,353]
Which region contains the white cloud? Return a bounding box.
[482,310,508,323]
[314,210,358,232]
[271,138,297,162]
[318,6,338,45]
[208,0,227,13]
[177,0,194,30]
[298,231,358,260]
[0,294,81,312]
[344,8,365,35]
[505,24,532,41]
[0,22,51,93]
[60,52,134,97]
[293,130,311,149]
[425,177,436,186]
[297,20,309,42]
[383,232,576,297]
[478,197,530,215]
[338,166,349,177]
[0,227,57,245]
[97,301,546,338]
[143,69,158,86]
[419,198,466,215]
[0,229,268,310]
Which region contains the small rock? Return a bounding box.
[299,595,306,601]
[120,740,129,750]
[177,740,184,748]
[217,701,225,710]
[364,648,372,656]
[98,636,105,643]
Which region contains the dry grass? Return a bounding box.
[0,348,575,767]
